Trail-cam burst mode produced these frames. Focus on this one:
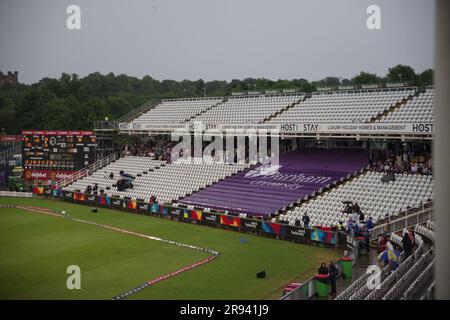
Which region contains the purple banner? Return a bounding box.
[181,149,368,216]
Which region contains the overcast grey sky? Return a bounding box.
[0,0,435,84]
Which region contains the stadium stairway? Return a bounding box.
[369,92,416,123]
[261,95,306,123]
[186,98,225,122]
[117,99,161,123]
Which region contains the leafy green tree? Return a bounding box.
[273,79,294,89]
[351,72,381,85]
[314,77,340,88]
[387,64,416,83]
[417,69,433,86]
[195,79,206,96]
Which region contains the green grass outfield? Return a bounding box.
[0,197,339,300]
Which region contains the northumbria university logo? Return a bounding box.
[244,164,282,178]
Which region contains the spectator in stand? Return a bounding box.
[427,157,432,175]
[408,228,416,248]
[378,234,388,253]
[376,160,384,172]
[373,149,432,176]
[366,217,374,231]
[351,210,359,224]
[389,258,400,271]
[119,170,136,181]
[353,223,361,237]
[359,210,365,223]
[347,217,354,235]
[302,212,310,228]
[85,185,92,194]
[362,225,370,252]
[328,262,339,295]
[395,154,402,169]
[402,151,409,164]
[124,144,131,156]
[410,162,418,174]
[401,230,413,259]
[92,183,99,195]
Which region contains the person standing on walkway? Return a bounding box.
[402,231,413,259]
[318,263,329,275]
[329,262,339,295]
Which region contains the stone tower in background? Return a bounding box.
[0,71,19,86]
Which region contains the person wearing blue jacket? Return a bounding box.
[347,218,354,235]
[366,217,374,230]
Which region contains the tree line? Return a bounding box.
[0,64,433,134]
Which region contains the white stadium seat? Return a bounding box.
[380,88,434,123]
[283,171,433,227]
[64,156,249,203]
[269,89,414,124]
[191,94,303,124]
[132,98,222,125]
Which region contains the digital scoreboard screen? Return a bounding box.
[21,130,97,181]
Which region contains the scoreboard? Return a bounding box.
[22,130,97,181]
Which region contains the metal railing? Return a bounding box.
[117,99,161,123]
[56,152,120,188]
[94,121,119,131]
[93,99,162,132]
[370,201,434,240]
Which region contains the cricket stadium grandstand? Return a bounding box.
[1,85,435,300]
